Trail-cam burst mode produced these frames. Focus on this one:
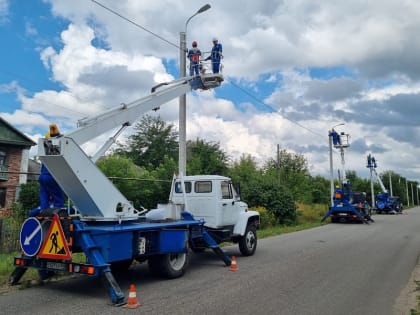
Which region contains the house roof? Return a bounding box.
[0,116,36,148]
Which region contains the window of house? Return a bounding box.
[0,188,6,208]
[195,181,212,193]
[0,151,6,166]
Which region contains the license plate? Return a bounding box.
[46,261,67,271]
[338,213,348,216]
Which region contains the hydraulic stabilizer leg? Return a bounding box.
[102,271,125,306]
[182,212,232,266]
[9,266,27,285]
[321,209,332,222]
[201,229,232,266]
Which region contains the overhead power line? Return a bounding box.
[228,79,325,139]
[91,0,179,49]
[91,1,327,142]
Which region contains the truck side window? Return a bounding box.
[195,181,212,193]
[221,181,233,199]
[174,181,191,193]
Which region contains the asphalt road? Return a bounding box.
[2,208,420,315]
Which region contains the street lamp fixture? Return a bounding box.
[185,4,211,30]
[331,122,345,131]
[179,4,211,177]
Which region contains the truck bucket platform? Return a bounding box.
[191,73,224,90]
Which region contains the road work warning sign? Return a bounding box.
[38,214,71,260]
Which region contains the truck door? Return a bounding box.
[220,181,238,226]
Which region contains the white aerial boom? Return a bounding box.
[38,75,223,221]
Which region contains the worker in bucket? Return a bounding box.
[29,124,65,217]
[329,129,341,146]
[187,41,202,76]
[205,37,223,73]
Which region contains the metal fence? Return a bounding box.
[0,219,20,253]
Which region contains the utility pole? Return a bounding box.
[277,144,281,186]
[411,183,414,206]
[178,4,211,177]
[406,179,410,207]
[389,172,393,196]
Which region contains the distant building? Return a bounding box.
[0,117,36,215]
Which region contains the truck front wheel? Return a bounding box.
[239,224,257,256]
[148,252,189,279]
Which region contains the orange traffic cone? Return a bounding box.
[229,256,238,271]
[123,284,142,309]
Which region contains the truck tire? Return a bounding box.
[239,224,257,256]
[148,252,189,279]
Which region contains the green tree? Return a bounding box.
[16,182,40,217]
[345,170,372,193]
[309,175,330,204]
[150,156,178,204]
[97,156,158,209]
[114,115,178,170]
[265,148,309,182]
[186,138,229,175]
[228,154,260,201]
[263,149,310,203]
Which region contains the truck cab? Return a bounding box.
[150,175,260,256]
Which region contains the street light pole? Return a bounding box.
[178,4,211,177]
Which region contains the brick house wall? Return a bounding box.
[0,146,23,209]
[0,117,36,216]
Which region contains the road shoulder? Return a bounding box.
[394,254,420,314]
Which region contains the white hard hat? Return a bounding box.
[212,37,218,41]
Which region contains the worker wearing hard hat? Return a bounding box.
[187,41,202,76]
[205,37,223,74]
[29,124,64,217]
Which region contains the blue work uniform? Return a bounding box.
[206,43,222,73]
[329,130,341,146]
[38,164,64,210]
[187,48,202,76]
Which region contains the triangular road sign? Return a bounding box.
[38,214,71,260]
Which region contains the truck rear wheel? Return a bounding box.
[239,224,257,256]
[148,252,189,279]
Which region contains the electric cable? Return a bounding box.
[91,0,180,50]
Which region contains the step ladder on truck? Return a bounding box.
[9,73,260,306]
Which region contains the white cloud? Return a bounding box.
[4,0,420,183]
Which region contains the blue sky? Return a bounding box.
[1,0,420,185]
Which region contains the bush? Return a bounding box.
[247,179,297,225]
[251,206,277,228]
[296,202,328,223]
